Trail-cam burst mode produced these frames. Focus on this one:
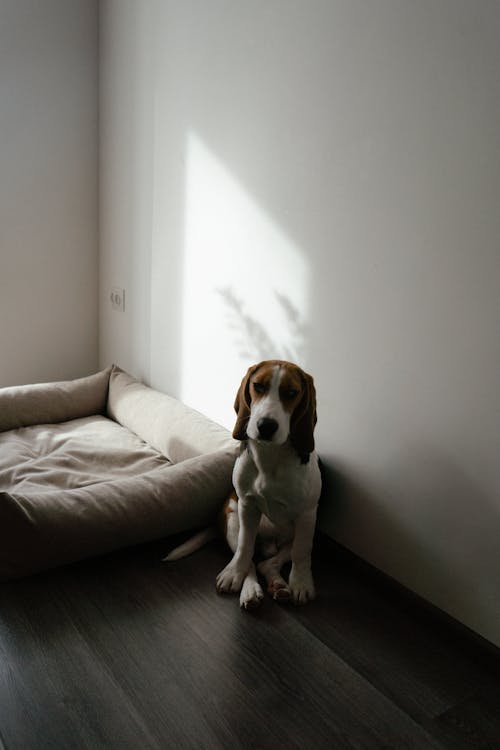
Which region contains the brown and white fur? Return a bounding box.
[165,360,321,610]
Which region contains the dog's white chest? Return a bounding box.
[233,443,319,525]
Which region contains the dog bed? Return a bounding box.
[0,365,238,580]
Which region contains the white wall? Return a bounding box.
[99,0,500,646]
[0,0,99,386]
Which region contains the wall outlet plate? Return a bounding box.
[110,287,125,312]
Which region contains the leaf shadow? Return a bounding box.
[216,286,308,364]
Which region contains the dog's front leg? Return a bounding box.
[216,497,261,595]
[289,507,317,605]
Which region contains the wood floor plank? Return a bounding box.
[157,544,447,750]
[426,689,500,750]
[289,542,499,724]
[0,538,497,750]
[0,584,162,749]
[55,561,297,750]
[64,542,445,749]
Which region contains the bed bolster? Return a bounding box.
[0,367,112,433]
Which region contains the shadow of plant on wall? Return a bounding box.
[216,286,308,364]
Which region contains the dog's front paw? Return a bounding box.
[240,578,264,610]
[216,563,246,594]
[289,566,315,605]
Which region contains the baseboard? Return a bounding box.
[314,531,500,670]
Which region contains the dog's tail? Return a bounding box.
[162,526,218,562]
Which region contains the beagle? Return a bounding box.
[165,360,321,610]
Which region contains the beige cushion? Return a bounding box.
[0,415,170,494]
[107,365,238,464]
[0,367,111,433]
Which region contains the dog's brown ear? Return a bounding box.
[232,364,260,440]
[290,371,317,461]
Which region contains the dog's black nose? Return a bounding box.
[257,417,278,440]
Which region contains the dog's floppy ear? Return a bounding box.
[233,363,260,441]
[290,371,317,462]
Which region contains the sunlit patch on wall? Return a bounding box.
[181,133,310,429]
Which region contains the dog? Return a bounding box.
[165,360,321,610]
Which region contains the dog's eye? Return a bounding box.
[253,382,266,394]
[283,389,299,400]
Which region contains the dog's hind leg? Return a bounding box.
[257,544,292,602]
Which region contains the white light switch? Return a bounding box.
[110,287,125,312]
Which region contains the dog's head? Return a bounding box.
[233,360,317,462]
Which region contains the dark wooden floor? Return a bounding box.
[0,536,498,750]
